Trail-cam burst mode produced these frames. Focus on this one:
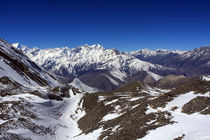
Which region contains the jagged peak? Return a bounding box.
[12,43,31,53]
[11,41,172,86]
[12,42,20,48]
[78,44,104,50]
[0,39,60,87]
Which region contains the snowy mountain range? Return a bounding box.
[1,38,210,140]
[13,42,210,91]
[130,49,186,65]
[13,43,176,91]
[131,46,210,77]
[161,46,210,76]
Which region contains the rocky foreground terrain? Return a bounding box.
[2,74,210,140]
[74,78,210,140]
[1,38,210,139]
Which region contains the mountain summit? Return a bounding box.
[14,43,173,91]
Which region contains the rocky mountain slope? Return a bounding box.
[0,39,59,87]
[152,75,199,89]
[161,46,210,76]
[2,73,210,139]
[0,77,85,139]
[14,43,210,91]
[70,77,210,140]
[130,49,186,65]
[13,43,174,91]
[1,38,210,139]
[131,46,210,77]
[0,38,82,139]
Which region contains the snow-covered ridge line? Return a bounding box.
[0,39,59,87]
[12,43,173,85]
[130,48,186,57]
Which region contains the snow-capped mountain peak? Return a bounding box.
[12,43,30,52]
[13,43,174,91]
[0,39,59,87]
[130,48,186,57]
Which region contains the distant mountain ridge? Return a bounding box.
[161,46,210,76]
[13,43,174,91]
[130,46,210,77]
[130,48,186,65]
[13,43,210,91]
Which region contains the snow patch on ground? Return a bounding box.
[202,75,210,81]
[102,113,121,122]
[142,86,171,96]
[142,92,210,140]
[56,90,85,140]
[98,96,107,102]
[0,119,7,125]
[131,104,139,110]
[129,96,144,102]
[104,99,119,105]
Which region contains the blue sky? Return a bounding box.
[0,0,210,51]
